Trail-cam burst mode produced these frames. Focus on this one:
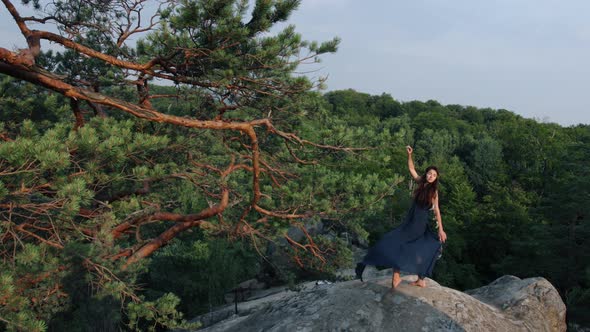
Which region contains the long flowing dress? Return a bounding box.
[362,201,442,278]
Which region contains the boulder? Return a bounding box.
[182,274,566,332]
[465,275,566,332]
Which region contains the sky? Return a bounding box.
[1,0,589,126]
[282,0,590,126]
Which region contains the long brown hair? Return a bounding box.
[413,166,439,208]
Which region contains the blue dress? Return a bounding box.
[362,201,442,278]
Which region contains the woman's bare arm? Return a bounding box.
[433,191,447,243]
[406,146,420,181]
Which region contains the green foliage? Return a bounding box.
[126,293,200,332]
[147,238,259,316]
[462,134,507,194]
[0,76,71,129]
[0,272,48,332]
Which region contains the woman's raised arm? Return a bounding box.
[406,146,420,181]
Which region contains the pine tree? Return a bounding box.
[0,0,343,329]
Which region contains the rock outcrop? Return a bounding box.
[183,274,566,332]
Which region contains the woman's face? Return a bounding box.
[425,169,438,183]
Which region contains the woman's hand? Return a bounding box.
[406,146,413,155]
[438,229,447,243]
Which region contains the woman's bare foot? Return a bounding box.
[410,279,426,288]
[391,271,402,288]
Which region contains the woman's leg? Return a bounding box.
[392,270,402,288]
[410,276,426,287]
[355,263,366,282]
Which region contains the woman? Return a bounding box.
[355,146,447,288]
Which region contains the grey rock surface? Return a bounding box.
[182,274,566,332]
[465,275,567,332]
